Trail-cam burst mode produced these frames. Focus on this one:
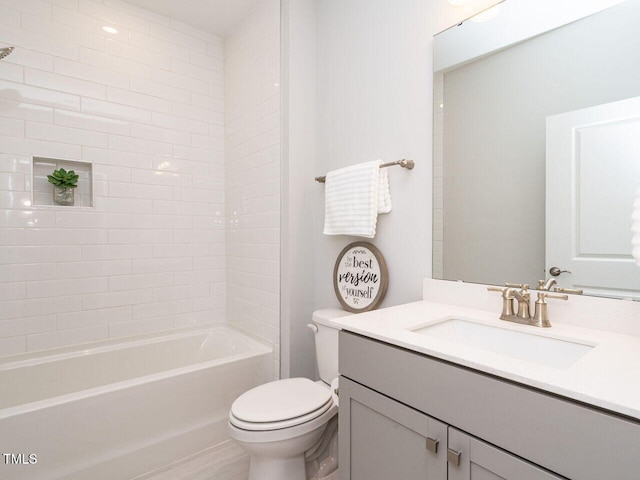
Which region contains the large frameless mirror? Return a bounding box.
[433,0,640,299]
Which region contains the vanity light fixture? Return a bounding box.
[102,26,118,34]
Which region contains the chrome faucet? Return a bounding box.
[488,283,568,327]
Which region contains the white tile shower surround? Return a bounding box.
[224,0,281,378]
[0,0,279,366]
[134,440,249,480]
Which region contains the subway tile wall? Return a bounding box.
[0,0,228,357]
[224,0,281,378]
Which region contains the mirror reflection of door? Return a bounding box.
[546,96,640,299]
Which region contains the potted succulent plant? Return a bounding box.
[47,168,79,206]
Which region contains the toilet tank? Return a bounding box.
[312,308,352,384]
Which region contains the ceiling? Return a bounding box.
[124,0,262,37]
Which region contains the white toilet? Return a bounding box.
[228,308,350,480]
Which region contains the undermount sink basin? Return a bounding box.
[410,318,595,369]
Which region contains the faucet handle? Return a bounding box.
[539,292,569,302]
[505,282,529,290]
[487,286,516,318]
[537,278,557,291]
[532,292,568,327]
[487,286,517,298]
[553,286,583,295]
[487,286,507,294]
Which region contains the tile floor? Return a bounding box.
[134,440,249,480]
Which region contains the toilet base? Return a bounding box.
[231,413,331,480]
[249,454,306,480]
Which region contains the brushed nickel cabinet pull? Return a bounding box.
[447,448,461,466]
[426,437,439,454]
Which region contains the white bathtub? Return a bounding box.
[0,325,272,480]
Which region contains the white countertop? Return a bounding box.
[331,300,640,420]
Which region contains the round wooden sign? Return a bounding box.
[333,242,388,313]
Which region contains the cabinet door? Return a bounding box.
[447,428,565,480]
[339,377,447,480]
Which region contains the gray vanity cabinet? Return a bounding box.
[339,331,640,480]
[339,376,447,479]
[340,376,561,480]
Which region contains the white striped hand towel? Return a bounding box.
[323,160,392,238]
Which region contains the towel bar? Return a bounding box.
[315,159,415,183]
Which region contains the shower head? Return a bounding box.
[0,47,15,60]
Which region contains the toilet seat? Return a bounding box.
[229,400,338,445]
[230,398,333,431]
[230,378,333,432]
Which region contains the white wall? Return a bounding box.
[280,0,503,379]
[0,0,225,357]
[313,0,433,310]
[311,0,502,312]
[224,0,281,378]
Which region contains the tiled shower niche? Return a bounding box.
[32,157,93,208]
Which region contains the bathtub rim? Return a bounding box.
[0,323,273,420]
[0,322,269,369]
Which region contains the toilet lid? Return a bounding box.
[231,378,332,423]
[229,398,334,431]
